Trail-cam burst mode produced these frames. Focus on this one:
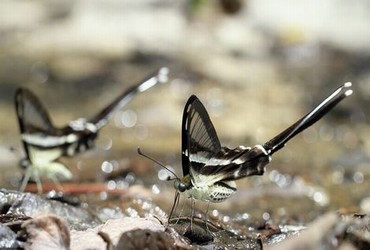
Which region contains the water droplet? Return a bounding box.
[353,171,364,183]
[212,209,220,217]
[122,110,138,127]
[126,207,139,218]
[241,213,249,220]
[311,190,329,206]
[107,180,116,190]
[158,167,176,181]
[125,173,136,184]
[116,180,129,189]
[100,192,108,200]
[223,216,230,222]
[151,184,160,194]
[142,200,152,210]
[101,161,113,173]
[262,212,270,220]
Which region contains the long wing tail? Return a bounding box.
[91,67,169,129]
[263,82,353,155]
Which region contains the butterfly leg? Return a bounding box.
[175,196,187,224]
[203,201,212,234]
[50,176,64,193]
[169,191,180,222]
[34,170,43,194]
[190,198,196,231]
[19,167,43,194]
[19,167,32,192]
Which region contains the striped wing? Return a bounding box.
[15,88,55,135]
[15,88,57,160]
[181,95,221,177]
[197,82,354,182]
[180,83,353,187]
[182,95,270,186]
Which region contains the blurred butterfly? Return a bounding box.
[163,82,352,218]
[15,67,169,192]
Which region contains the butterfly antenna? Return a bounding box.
[137,147,179,180]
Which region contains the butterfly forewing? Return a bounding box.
[182,95,221,177]
[15,89,57,161]
[15,89,55,135]
[182,96,272,188]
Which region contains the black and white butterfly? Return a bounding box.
[168,82,352,217]
[15,67,168,192]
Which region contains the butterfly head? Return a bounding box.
[67,118,99,151]
[174,175,192,192]
[20,158,31,169]
[137,148,192,192]
[68,118,97,133]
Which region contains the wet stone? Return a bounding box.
[168,217,262,249]
[0,189,101,230]
[20,215,71,250]
[0,223,19,249]
[116,229,177,250]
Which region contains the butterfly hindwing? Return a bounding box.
[263,82,353,154]
[173,83,352,206]
[89,67,169,130]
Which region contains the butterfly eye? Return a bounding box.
[179,183,188,192]
[20,159,30,169]
[174,180,187,192]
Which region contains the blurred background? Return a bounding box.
[0,0,369,222]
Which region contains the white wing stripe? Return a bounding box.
[23,133,78,147]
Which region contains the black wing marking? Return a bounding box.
[89,67,169,130]
[263,82,353,154]
[15,88,56,135]
[185,144,269,185]
[15,88,57,160]
[181,95,221,176]
[182,82,353,183]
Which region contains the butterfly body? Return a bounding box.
[174,83,352,210]
[188,178,237,203]
[15,67,168,192]
[22,120,97,157]
[25,145,72,180]
[179,144,271,202]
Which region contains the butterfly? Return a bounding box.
[168,82,352,218]
[15,67,169,192]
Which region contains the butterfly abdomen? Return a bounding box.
[189,181,237,203]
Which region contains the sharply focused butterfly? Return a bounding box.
[164,82,352,218]
[15,67,169,192]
